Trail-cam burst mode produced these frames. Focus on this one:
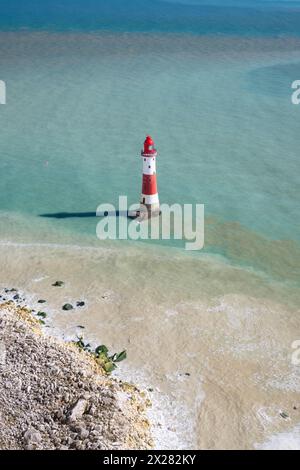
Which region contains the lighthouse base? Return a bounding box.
[128,203,161,221]
[140,202,160,217]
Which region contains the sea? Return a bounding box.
[0,0,300,449]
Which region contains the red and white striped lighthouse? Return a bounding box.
[140,135,160,217]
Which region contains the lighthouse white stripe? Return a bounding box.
[141,193,159,204]
[142,156,156,175]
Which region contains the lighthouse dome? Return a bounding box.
[143,135,156,155]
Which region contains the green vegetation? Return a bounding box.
[74,336,127,374]
[37,311,47,319]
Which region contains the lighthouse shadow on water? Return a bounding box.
[40,135,161,222]
[39,136,202,249]
[39,210,132,219]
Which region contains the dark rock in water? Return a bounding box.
[52,281,64,287]
[62,303,73,311]
[76,301,85,307]
[13,294,20,300]
[280,412,289,419]
[38,299,46,304]
[77,325,85,329]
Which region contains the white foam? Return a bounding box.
[114,364,204,450]
[255,424,300,450]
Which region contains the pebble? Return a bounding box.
[67,398,88,422]
[24,429,42,444]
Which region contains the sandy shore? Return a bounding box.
[1,241,300,449]
[0,302,153,450]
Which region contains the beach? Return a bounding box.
[1,235,300,449]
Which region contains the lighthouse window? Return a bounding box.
[144,158,146,161]
[148,165,151,169]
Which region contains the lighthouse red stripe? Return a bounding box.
[142,174,157,195]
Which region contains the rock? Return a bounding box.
[38,299,46,304]
[74,441,83,450]
[62,304,73,311]
[280,412,289,419]
[67,398,88,422]
[52,281,64,287]
[13,294,20,300]
[54,409,64,420]
[0,303,152,451]
[24,443,35,450]
[75,426,89,439]
[76,301,85,307]
[24,429,42,444]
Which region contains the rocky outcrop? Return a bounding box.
[0,303,153,450]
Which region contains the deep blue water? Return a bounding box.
[0,0,300,36]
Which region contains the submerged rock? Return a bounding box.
[62,304,73,311]
[52,281,64,287]
[76,301,85,307]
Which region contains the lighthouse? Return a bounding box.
[139,135,160,218]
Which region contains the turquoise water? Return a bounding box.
[0,1,299,285]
